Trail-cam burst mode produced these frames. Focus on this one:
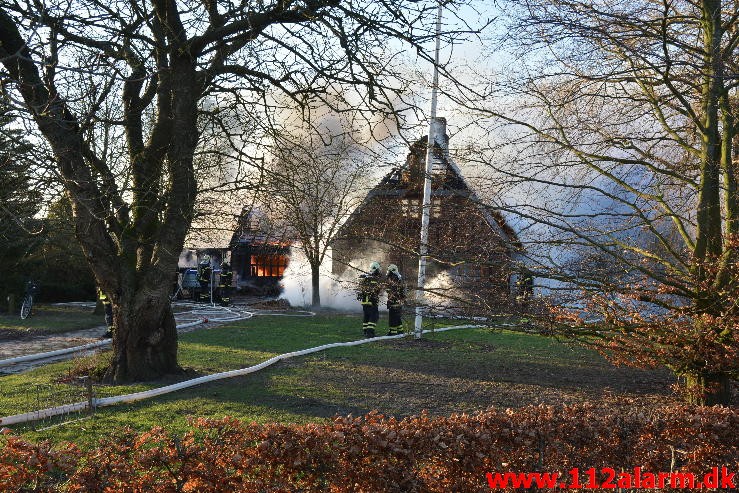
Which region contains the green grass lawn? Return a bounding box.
[0,303,102,334]
[1,313,676,449]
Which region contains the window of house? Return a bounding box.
[402,198,420,219]
[431,198,441,218]
[249,254,289,277]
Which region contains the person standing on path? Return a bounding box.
[197,256,212,303]
[217,262,233,306]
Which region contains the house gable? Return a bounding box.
[332,119,521,306]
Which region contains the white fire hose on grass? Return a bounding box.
[0,340,112,369]
[0,304,253,370]
[0,325,479,427]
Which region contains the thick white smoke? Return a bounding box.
[279,247,362,311]
[422,271,456,311]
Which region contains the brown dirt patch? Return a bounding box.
[0,328,38,342]
[244,298,292,310]
[383,338,455,350]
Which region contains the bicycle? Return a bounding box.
[20,280,39,320]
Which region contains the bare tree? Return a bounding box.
[0,0,476,382]
[259,117,371,307]
[460,0,738,404]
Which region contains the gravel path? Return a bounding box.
[0,300,268,375]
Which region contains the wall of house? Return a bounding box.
[332,191,514,311]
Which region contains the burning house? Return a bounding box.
[229,208,290,295]
[331,118,528,312]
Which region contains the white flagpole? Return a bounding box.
[414,1,443,339]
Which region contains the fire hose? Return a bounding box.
[0,325,478,426]
[0,303,256,370]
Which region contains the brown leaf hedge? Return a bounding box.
[1,404,736,492]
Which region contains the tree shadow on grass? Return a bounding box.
[326,337,677,396]
[166,350,679,424]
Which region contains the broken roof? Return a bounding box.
[344,129,521,250]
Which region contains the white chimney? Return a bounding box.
[429,116,448,172]
[430,117,448,152]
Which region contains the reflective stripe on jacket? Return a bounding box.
[357,272,381,305]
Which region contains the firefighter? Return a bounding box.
[357,261,382,338]
[197,255,212,303]
[218,262,233,306]
[98,287,114,338]
[515,270,534,304]
[385,264,406,335]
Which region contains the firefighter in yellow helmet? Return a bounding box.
[385,264,406,335]
[357,261,382,338]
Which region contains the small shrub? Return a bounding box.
[57,351,112,384]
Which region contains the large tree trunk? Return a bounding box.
[684,372,732,406]
[105,289,179,382]
[680,308,734,406]
[311,262,321,308]
[98,49,198,382]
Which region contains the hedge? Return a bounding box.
[1,404,736,492]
